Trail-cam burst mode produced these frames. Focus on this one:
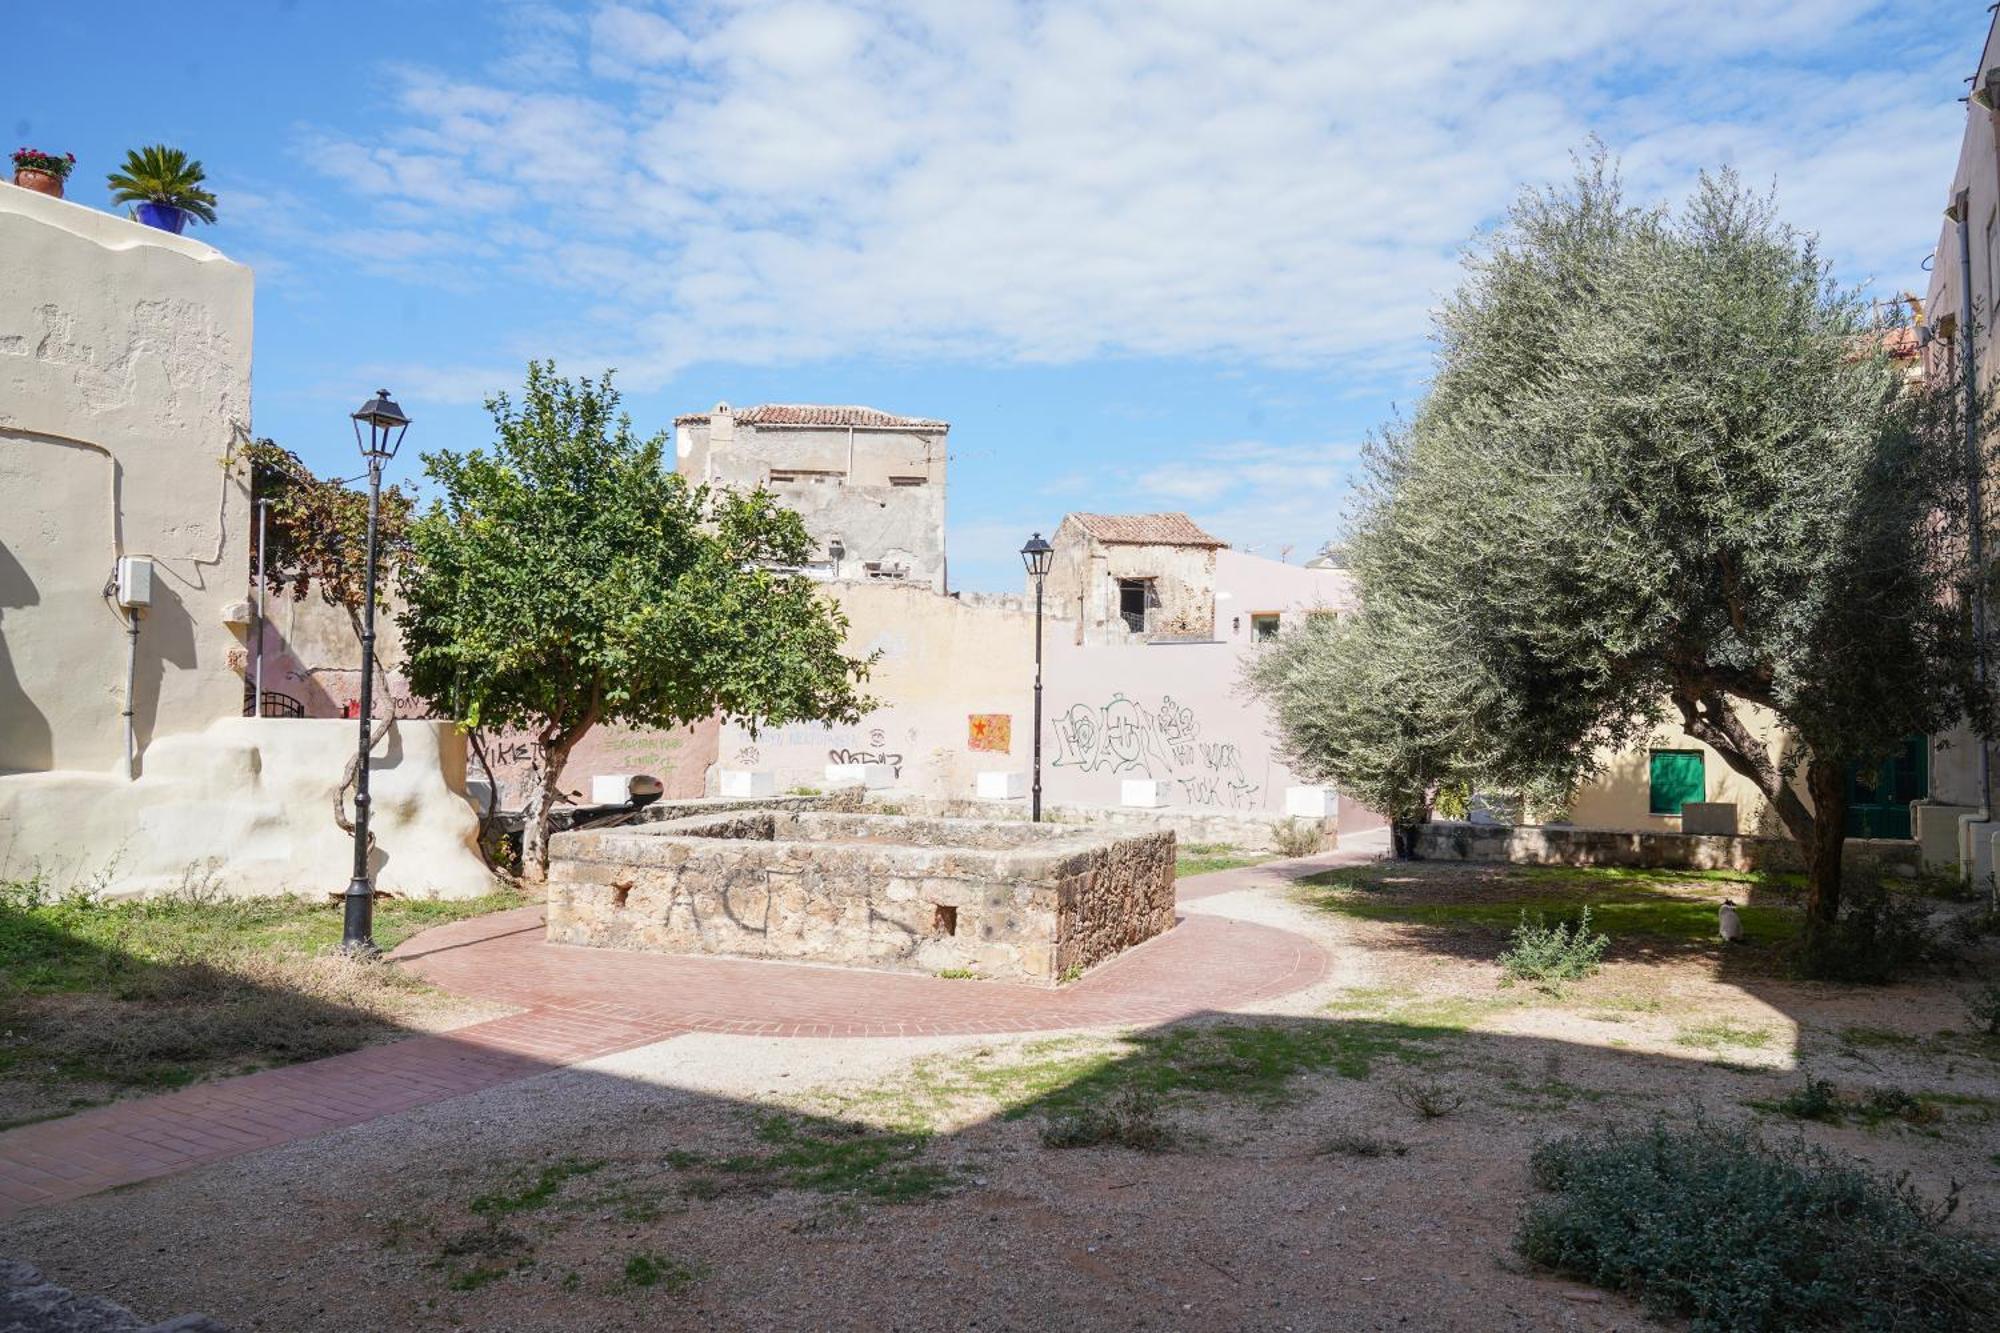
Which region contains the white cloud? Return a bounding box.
[279,0,1968,391]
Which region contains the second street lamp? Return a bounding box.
[1020,533,1054,822]
[342,388,411,956]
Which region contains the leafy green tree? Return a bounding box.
[1259,154,1986,946]
[399,363,873,877]
[1248,608,1482,856]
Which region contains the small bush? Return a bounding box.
[1272,819,1325,858]
[1320,1130,1409,1158]
[1965,981,2000,1036]
[1040,1086,1176,1151]
[1767,1075,1842,1123]
[1791,875,1951,983]
[1391,1076,1464,1119]
[1497,907,1609,992]
[622,1252,705,1291]
[1517,1119,2000,1332]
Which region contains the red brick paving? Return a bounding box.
[0,851,1367,1217]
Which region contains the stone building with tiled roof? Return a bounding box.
[674,402,949,592]
[1045,511,1231,644]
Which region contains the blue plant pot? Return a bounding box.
[134,202,187,234]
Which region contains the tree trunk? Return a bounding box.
[1801,756,1850,940]
[521,753,558,882]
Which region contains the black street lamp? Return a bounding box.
[1020,533,1054,822]
[342,389,411,955]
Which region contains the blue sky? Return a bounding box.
[10,0,1982,588]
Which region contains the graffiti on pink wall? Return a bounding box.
[1050,692,1260,808]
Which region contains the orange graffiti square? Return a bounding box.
[968,713,1012,753]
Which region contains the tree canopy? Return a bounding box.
[398,362,873,875]
[1252,153,1986,938]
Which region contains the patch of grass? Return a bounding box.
[1497,908,1609,994]
[692,1114,955,1204]
[1518,1119,2000,1332]
[0,873,525,1115]
[1040,1086,1176,1151]
[622,1252,706,1292]
[934,968,979,980]
[1176,843,1272,877]
[1674,1020,1774,1053]
[1753,1077,1990,1130]
[470,1156,606,1216]
[1299,864,1798,944]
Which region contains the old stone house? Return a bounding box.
[1042,512,1229,644]
[674,403,949,591]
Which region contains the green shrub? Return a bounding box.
[1272,819,1325,858]
[1517,1119,2000,1332]
[1966,981,2000,1036]
[1766,1075,1842,1123]
[1791,877,1950,983]
[1497,907,1609,992]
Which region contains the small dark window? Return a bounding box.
[932,904,957,936]
[888,475,928,486]
[1117,578,1151,633]
[1251,613,1282,642]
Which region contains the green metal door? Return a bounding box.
[1845,736,1927,840]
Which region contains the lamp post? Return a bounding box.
[342,389,411,955]
[1020,533,1054,822]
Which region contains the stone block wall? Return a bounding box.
[546,810,1176,984]
[1414,820,1925,876]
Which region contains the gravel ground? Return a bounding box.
[4,858,1996,1332]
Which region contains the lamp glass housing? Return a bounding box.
[1020,533,1054,578]
[351,389,411,461]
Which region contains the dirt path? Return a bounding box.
[3,849,1994,1331]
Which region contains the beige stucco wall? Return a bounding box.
[1566,706,1804,836]
[715,581,1036,797]
[0,185,251,774]
[0,187,490,898]
[0,718,492,899]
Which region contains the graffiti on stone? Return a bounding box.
[1050,692,1261,808]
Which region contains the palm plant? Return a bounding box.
[105,145,218,224]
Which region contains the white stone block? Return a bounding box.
[591,773,638,805]
[1284,786,1337,819]
[1121,779,1171,808]
[976,770,1028,800]
[826,762,895,789]
[718,769,777,798]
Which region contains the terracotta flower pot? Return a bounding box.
[13,168,62,198]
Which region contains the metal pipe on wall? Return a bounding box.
[1953,189,1993,823]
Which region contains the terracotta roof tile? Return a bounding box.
[1066,512,1228,548]
[674,404,948,429]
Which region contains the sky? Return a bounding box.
[9,0,1984,589]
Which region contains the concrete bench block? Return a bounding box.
[976,770,1028,800]
[1121,779,1172,808]
[1680,802,1738,836]
[718,769,777,798]
[1284,785,1337,819]
[827,762,896,789]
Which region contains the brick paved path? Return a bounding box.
[0,847,1373,1217]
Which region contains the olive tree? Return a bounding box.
[399,363,872,877]
[1257,154,1986,943]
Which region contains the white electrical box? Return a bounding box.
[116,556,155,609]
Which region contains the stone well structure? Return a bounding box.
[545,810,1177,985]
